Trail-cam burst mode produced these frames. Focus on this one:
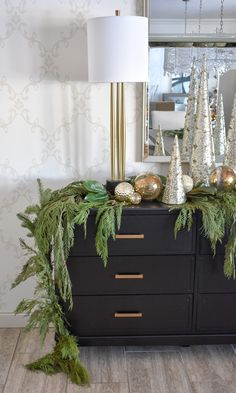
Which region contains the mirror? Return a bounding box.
[142,0,236,163]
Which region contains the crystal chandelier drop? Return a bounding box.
[164,47,236,75]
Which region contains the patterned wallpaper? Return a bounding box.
[0,0,160,325]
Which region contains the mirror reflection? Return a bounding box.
[143,0,236,163]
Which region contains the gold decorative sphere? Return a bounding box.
[134,173,162,201]
[129,192,142,205]
[210,166,236,191]
[114,182,134,202]
[182,175,194,193]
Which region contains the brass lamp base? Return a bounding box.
[110,82,126,182]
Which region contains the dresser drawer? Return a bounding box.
[197,294,236,332]
[67,255,194,295]
[198,256,236,293]
[198,237,226,255]
[67,294,192,336]
[198,231,227,255]
[70,214,195,256]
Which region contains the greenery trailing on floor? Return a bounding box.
[171,186,236,279]
[25,335,89,385]
[12,178,236,385]
[12,179,124,386]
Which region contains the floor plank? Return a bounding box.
[180,345,236,384]
[3,353,33,393]
[207,345,236,382]
[79,347,127,384]
[191,379,236,393]
[44,373,68,393]
[66,382,129,393]
[3,353,68,393]
[16,328,55,355]
[127,351,193,393]
[231,343,236,354]
[0,328,20,385]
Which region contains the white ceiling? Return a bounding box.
[150,0,236,19]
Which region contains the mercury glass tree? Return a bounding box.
[224,93,236,171]
[182,58,198,160]
[162,135,186,205]
[153,126,165,156]
[190,57,215,186]
[213,93,226,156]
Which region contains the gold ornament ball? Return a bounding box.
[114,182,134,202]
[210,166,236,191]
[129,192,142,205]
[182,175,194,193]
[134,173,162,201]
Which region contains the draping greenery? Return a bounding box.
[13,179,236,385]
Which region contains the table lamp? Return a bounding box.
[87,11,148,191]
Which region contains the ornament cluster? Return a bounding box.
[114,173,163,204]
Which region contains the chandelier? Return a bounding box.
[162,0,236,75]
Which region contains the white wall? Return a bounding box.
[0,0,162,327]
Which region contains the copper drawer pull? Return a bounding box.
[114,312,143,318]
[115,234,144,239]
[115,274,144,279]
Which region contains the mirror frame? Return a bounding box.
[142,0,236,163]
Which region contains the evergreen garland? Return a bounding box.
[12,179,236,386]
[172,187,236,279]
[13,179,124,386]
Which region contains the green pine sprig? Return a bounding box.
[172,189,236,278]
[25,335,90,386]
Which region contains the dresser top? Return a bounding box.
[91,202,176,215]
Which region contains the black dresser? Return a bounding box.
[66,203,236,346]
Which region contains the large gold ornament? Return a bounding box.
[114,182,134,202]
[129,192,142,205]
[182,175,194,193]
[210,166,236,191]
[134,173,162,201]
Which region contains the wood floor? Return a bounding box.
[1,329,236,393]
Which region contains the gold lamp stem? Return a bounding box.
[121,82,126,181]
[109,82,126,181]
[116,82,121,179]
[110,83,115,180]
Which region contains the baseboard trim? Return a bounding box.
[0,313,28,328]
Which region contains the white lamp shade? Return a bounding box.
[87,16,148,83]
